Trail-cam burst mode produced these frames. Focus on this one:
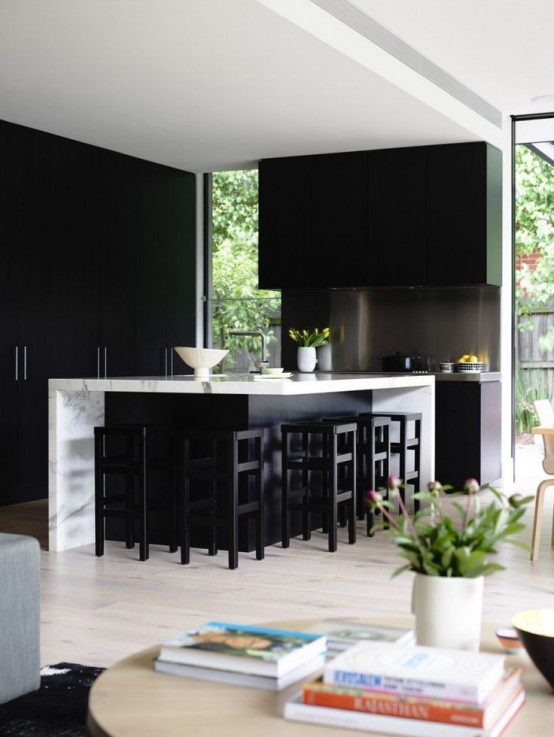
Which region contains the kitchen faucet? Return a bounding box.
[227,330,268,371]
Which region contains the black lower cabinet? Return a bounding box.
[435,382,502,490]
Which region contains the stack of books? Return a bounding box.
[285,641,525,737]
[305,619,414,656]
[154,621,327,691]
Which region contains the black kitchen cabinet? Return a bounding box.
[258,142,501,289]
[426,143,502,286]
[97,150,141,377]
[435,381,502,490]
[368,146,427,286]
[134,162,197,376]
[0,123,23,499]
[311,152,369,287]
[0,119,196,504]
[258,156,312,289]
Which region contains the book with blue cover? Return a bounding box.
[324,641,505,703]
[159,621,327,677]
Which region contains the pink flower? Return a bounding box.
[366,489,383,506]
[427,480,442,492]
[387,475,402,490]
[463,478,480,494]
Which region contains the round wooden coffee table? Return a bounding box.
[87,618,551,737]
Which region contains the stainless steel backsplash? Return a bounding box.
[281,287,501,372]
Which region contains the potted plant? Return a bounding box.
[366,478,533,651]
[288,327,330,372]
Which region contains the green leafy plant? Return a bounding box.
[366,477,533,578]
[288,327,330,347]
[515,367,552,433]
[210,170,281,365]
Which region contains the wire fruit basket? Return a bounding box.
[455,362,486,373]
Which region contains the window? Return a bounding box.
[206,169,281,371]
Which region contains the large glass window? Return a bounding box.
[514,125,554,434]
[206,169,281,371]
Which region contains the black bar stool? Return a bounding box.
[94,425,178,561]
[361,411,422,511]
[323,414,391,536]
[281,421,357,552]
[179,428,265,570]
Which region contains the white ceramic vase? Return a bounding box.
[317,344,332,371]
[297,346,317,372]
[411,573,484,651]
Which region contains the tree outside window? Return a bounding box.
[209,170,281,370]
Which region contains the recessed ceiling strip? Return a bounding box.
[310,0,502,128]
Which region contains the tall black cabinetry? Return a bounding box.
[426,143,502,286]
[258,142,502,289]
[368,146,426,286]
[258,156,312,289]
[0,120,196,504]
[310,152,369,287]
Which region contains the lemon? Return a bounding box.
[469,355,479,363]
[458,354,470,363]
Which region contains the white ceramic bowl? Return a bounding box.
[174,347,229,378]
[261,367,285,375]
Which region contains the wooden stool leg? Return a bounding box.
[94,432,105,557]
[227,436,239,570]
[413,418,421,511]
[281,432,290,549]
[302,432,312,540]
[348,435,356,544]
[531,479,554,561]
[180,438,191,565]
[138,430,148,561]
[168,433,178,554]
[255,434,265,561]
[327,435,338,552]
[124,435,135,549]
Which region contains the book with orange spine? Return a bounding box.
[303,668,522,729]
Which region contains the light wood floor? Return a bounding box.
[1,444,553,669]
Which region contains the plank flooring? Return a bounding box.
[1,443,553,669]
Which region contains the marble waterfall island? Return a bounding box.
[49,373,435,552]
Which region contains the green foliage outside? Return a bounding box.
[210,170,280,365]
[515,367,553,433]
[515,145,554,432]
[515,145,554,350]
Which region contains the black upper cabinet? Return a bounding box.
[426,142,501,286]
[368,147,426,287]
[311,152,369,287]
[258,142,502,289]
[258,156,312,289]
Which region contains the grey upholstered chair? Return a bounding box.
[0,533,41,704]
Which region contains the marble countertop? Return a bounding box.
[48,372,434,396]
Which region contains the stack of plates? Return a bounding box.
[456,362,486,373]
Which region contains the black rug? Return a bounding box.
[0,663,105,737]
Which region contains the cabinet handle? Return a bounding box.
[104,347,108,378]
[23,346,27,381]
[97,346,101,379]
[14,346,19,381]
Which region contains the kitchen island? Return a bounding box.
[48,372,434,552]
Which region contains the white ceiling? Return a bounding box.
[1,0,552,172]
